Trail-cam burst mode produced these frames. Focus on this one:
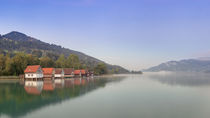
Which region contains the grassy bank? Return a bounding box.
[0,76,19,80]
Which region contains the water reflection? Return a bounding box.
[0,76,125,118]
[146,72,210,87]
[24,81,43,95]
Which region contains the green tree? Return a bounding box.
[66,54,80,69]
[40,56,55,67]
[26,54,40,65]
[32,50,42,58]
[3,54,14,75]
[0,54,6,75]
[94,63,108,75]
[55,54,66,68]
[12,52,28,75]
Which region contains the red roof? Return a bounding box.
[63,68,74,75]
[81,70,86,74]
[24,65,41,73]
[55,68,63,74]
[42,68,54,75]
[74,70,81,75]
[24,86,41,95]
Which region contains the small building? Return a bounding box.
[74,69,89,77]
[42,68,55,80]
[74,70,82,77]
[24,65,43,80]
[54,68,64,78]
[81,70,87,76]
[63,68,74,78]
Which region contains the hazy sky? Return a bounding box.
[1,0,210,70]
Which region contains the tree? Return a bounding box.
[0,54,6,75]
[26,54,40,65]
[46,52,59,61]
[12,52,28,75]
[94,63,108,75]
[66,54,80,69]
[40,56,55,67]
[55,54,66,68]
[32,50,42,58]
[3,54,14,75]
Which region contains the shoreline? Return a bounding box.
[0,74,131,81]
[0,76,20,81]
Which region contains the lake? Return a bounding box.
[1,73,210,118]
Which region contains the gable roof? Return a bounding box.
[81,70,86,74]
[24,65,41,73]
[63,68,74,75]
[42,68,54,75]
[55,68,63,74]
[74,70,81,75]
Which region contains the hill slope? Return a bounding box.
[0,31,129,73]
[144,59,210,73]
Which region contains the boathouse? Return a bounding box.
[74,70,82,77]
[42,68,55,80]
[64,68,74,78]
[54,68,64,78]
[24,65,43,80]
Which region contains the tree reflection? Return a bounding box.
[0,76,125,118]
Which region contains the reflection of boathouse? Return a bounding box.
[43,81,55,91]
[64,79,74,88]
[24,81,43,95]
[81,79,87,85]
[54,79,65,88]
[74,78,81,85]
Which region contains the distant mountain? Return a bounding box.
[0,31,129,73]
[196,57,210,61]
[144,59,210,73]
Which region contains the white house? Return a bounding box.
[24,65,43,80]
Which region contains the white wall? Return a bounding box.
[25,73,43,78]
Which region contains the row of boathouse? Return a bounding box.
[24,65,94,81]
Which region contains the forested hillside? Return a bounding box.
[0,31,129,75]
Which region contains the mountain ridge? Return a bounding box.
[143,58,210,73]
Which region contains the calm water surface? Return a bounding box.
[1,73,210,118]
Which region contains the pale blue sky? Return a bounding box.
[1,0,210,70]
